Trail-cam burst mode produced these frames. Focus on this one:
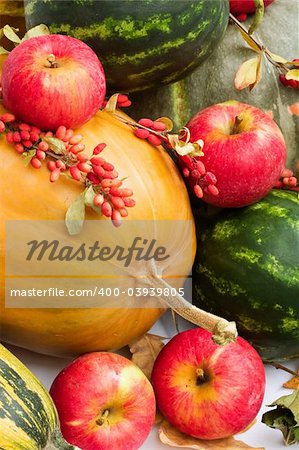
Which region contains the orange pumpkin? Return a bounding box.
[0,57,195,356]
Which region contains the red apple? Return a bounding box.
[50,352,156,450]
[151,328,265,440]
[229,0,274,15]
[1,34,106,130]
[185,100,286,207]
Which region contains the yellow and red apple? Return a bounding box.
[50,352,156,450]
[1,34,106,130]
[151,328,265,440]
[185,101,286,207]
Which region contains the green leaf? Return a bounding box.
[0,47,9,55]
[84,185,102,214]
[262,390,299,445]
[43,136,66,155]
[21,24,50,42]
[3,25,21,44]
[65,191,86,236]
[22,150,36,167]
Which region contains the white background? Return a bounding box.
[6,311,298,450]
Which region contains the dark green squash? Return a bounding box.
[24,0,229,92]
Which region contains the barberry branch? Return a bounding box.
[230,12,299,89]
[0,112,135,232]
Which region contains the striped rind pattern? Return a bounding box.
[194,190,299,361]
[24,0,229,92]
[0,344,58,449]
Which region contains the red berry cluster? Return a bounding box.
[279,59,299,89]
[179,155,219,199]
[0,113,135,227]
[275,167,298,190]
[102,93,132,109]
[132,116,218,199]
[134,118,167,146]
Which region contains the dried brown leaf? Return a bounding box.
[235,54,262,91]
[155,410,164,425]
[239,28,261,53]
[283,370,299,390]
[129,333,165,379]
[159,421,265,450]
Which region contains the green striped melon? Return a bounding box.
[0,344,79,449]
[193,189,299,362]
[24,0,229,92]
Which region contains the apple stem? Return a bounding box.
[46,54,58,69]
[96,409,110,426]
[231,115,243,135]
[195,368,208,385]
[45,429,81,450]
[146,261,238,345]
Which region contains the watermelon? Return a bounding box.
[193,189,299,362]
[24,0,229,92]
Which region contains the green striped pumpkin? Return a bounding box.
[24,0,229,92]
[193,189,299,362]
[0,344,79,450]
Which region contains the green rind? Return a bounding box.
[24,0,229,92]
[193,190,299,362]
[0,345,76,450]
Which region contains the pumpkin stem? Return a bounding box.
[146,261,238,345]
[45,428,81,450]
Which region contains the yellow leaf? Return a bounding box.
[159,421,265,449]
[129,333,165,379]
[3,25,21,44]
[0,47,9,55]
[287,103,299,116]
[239,28,261,53]
[285,69,299,82]
[239,419,257,434]
[167,130,204,158]
[266,51,288,65]
[234,54,262,91]
[103,93,120,112]
[156,117,173,132]
[283,370,299,390]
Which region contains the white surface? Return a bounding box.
[6,311,298,450]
